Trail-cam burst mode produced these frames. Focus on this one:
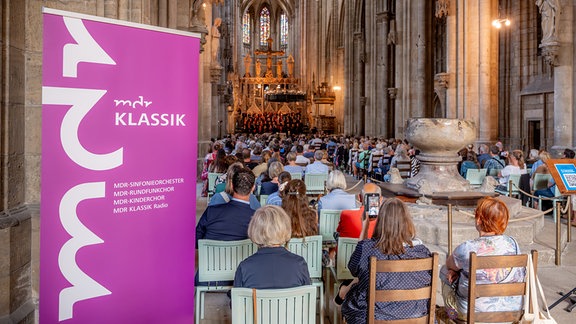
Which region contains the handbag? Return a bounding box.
[522,254,557,323]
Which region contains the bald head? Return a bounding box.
[361,183,382,197]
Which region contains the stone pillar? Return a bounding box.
[376,8,390,137]
[551,2,574,155]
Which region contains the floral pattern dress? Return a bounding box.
[449,235,524,319]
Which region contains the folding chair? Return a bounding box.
[305,173,328,195]
[367,253,439,324]
[332,237,359,324]
[195,239,257,323]
[207,172,224,201]
[287,235,325,324]
[231,285,317,324]
[318,209,342,245]
[466,168,487,186]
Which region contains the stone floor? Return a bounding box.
[195,176,576,323]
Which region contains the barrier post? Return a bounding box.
[556,201,562,266]
[508,179,513,197]
[568,196,572,243]
[447,204,453,256]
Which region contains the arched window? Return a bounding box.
[243,13,251,44]
[259,7,270,46]
[280,13,288,47]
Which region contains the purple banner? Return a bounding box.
[41,9,198,323]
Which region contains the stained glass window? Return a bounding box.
[259,7,270,46]
[243,13,250,44]
[280,13,288,46]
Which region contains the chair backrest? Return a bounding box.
[532,173,552,191]
[487,168,500,177]
[507,173,521,189]
[259,194,269,206]
[318,209,342,243]
[304,173,328,194]
[466,168,487,185]
[467,250,538,323]
[336,237,359,280]
[231,285,317,324]
[207,172,223,194]
[286,235,323,280]
[290,172,303,180]
[197,239,257,282]
[397,160,412,179]
[367,253,439,324]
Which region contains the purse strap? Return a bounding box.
[252,288,258,324]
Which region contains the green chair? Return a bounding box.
[531,173,552,208]
[495,173,521,198]
[290,172,303,180]
[536,185,565,222]
[304,173,328,195]
[332,237,359,324]
[259,194,269,206]
[231,285,317,324]
[207,172,224,201]
[287,235,324,324]
[466,168,487,186]
[318,209,343,245]
[196,239,257,324]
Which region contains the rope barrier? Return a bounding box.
[345,179,364,192]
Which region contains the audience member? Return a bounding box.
[260,161,284,195]
[336,198,432,323]
[266,171,292,206]
[196,168,256,245]
[282,179,318,238]
[336,183,381,239]
[305,150,330,174]
[483,145,506,176]
[209,162,260,210]
[233,205,311,289]
[284,152,305,176]
[440,197,524,321]
[295,145,310,165]
[317,170,357,215]
[497,149,527,185]
[460,150,480,178]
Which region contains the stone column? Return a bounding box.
[551,2,574,155]
[376,7,390,137]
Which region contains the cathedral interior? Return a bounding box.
[1,0,576,322]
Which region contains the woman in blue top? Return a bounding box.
[337,198,432,323]
[233,205,311,289]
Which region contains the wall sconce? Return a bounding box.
[492,18,510,29]
[332,86,341,91]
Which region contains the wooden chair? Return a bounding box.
[396,160,412,179]
[287,235,325,324]
[196,239,257,323]
[318,209,343,245]
[304,173,328,195]
[465,168,487,186]
[367,253,439,324]
[231,285,317,324]
[369,153,383,178]
[467,250,538,323]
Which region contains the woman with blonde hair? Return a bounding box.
[233,205,311,289]
[282,179,318,238]
[497,149,527,185]
[317,170,357,215]
[336,198,432,323]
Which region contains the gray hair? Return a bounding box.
[326,170,347,191]
[248,205,292,247]
[314,150,324,161]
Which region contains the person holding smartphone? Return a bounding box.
[335,183,383,240]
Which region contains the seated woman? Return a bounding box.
[440,197,524,321]
[336,198,432,323]
[259,161,284,195]
[497,149,527,186]
[266,171,292,206]
[283,152,305,177]
[209,162,260,210]
[282,179,318,238]
[317,170,358,215]
[233,205,311,289]
[460,150,480,178]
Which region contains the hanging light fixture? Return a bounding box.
[492,18,511,28]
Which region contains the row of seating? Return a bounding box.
[197,235,538,323]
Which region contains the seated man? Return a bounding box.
[305,150,330,174]
[336,183,381,239]
[196,167,256,246]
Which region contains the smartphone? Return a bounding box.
[364,193,380,218]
